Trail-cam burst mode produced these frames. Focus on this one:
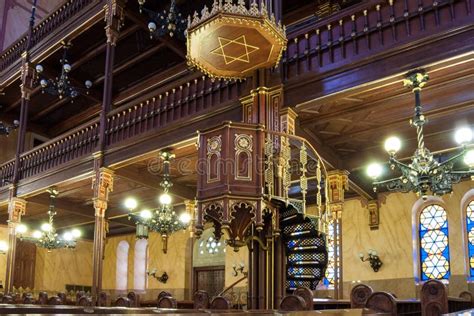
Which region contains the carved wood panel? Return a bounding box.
[13,239,36,289]
[194,266,225,298]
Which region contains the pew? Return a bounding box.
[421,280,472,315]
[115,296,133,307]
[351,284,374,308]
[280,295,307,311]
[210,296,232,310]
[293,287,314,310]
[157,295,178,308]
[194,290,210,309]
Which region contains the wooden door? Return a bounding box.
[194,266,225,298]
[13,239,36,289]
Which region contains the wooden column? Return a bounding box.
[327,170,349,299]
[91,166,114,304]
[4,195,26,294]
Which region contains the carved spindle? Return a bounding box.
[304,33,310,71]
[363,10,370,50]
[316,29,322,66]
[418,0,425,30]
[376,5,383,45]
[300,143,308,214]
[389,0,397,41]
[327,24,333,63]
[403,0,411,35]
[339,20,345,58]
[294,37,300,75]
[351,14,358,54]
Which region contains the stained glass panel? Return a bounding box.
[323,220,337,287]
[466,201,474,278]
[419,204,450,281]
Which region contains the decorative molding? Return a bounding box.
[367,200,379,230]
[234,134,253,181]
[207,135,222,183]
[92,167,115,216]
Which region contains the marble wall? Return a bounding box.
[339,181,473,299]
[0,225,8,288]
[34,240,93,293]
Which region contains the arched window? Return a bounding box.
[419,204,450,281]
[134,239,148,291]
[116,240,130,291]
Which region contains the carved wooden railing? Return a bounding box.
[0,119,99,184]
[0,77,246,187]
[282,0,473,81]
[105,76,245,146]
[0,0,98,74]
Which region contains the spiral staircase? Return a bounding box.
[280,205,328,292]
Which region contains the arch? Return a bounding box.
[133,239,148,291]
[412,197,450,282]
[116,240,130,291]
[461,189,474,279]
[193,227,226,267]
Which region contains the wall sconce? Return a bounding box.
[0,241,8,255]
[232,263,248,277]
[147,269,168,283]
[359,249,383,272]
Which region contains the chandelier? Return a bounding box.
[138,0,187,39]
[186,0,287,80]
[16,188,82,251]
[126,152,191,253]
[34,42,92,100]
[0,120,19,136]
[367,70,474,198]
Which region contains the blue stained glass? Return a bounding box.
[419,204,450,281]
[323,220,336,286]
[466,201,474,279]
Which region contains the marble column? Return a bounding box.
[327,170,349,299]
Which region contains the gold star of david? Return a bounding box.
[210,35,259,65]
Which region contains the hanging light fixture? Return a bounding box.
[126,151,191,253]
[0,120,19,136]
[16,187,82,251]
[137,0,187,39]
[367,70,474,198]
[34,41,92,100]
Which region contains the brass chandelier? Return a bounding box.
[138,0,187,39]
[16,188,82,251]
[35,42,92,100]
[126,152,191,253]
[367,70,474,198]
[0,120,19,136]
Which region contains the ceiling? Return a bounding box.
[297,55,474,195]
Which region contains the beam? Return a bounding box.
[27,195,136,228]
[115,168,196,200]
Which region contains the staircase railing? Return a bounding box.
[264,130,331,235]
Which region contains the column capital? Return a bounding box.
[367,199,380,230]
[104,0,126,44]
[92,168,114,215]
[7,197,26,224]
[20,61,35,100]
[280,107,298,135]
[327,170,349,217]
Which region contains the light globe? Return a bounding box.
[16,224,28,234]
[124,198,138,210]
[464,150,474,168]
[384,136,401,155]
[179,212,191,225]
[71,228,81,238]
[140,209,153,219]
[32,230,43,239]
[41,223,52,232]
[159,193,172,205]
[367,163,383,179]
[455,127,473,145]
[63,232,73,241]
